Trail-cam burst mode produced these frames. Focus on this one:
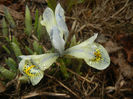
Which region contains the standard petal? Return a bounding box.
[50,26,65,55]
[41,7,56,35]
[55,3,69,40]
[19,59,44,86]
[84,43,110,70]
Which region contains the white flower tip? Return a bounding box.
[94,33,98,38]
[57,3,61,8]
[40,20,45,26]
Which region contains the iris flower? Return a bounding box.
[19,3,110,86]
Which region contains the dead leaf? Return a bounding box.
[105,41,122,53]
[116,33,133,63]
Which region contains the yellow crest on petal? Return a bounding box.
[22,60,44,86]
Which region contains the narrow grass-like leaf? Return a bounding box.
[34,9,39,31]
[4,7,16,28]
[70,35,77,47]
[25,46,34,54]
[5,58,17,72]
[33,41,43,54]
[67,0,85,12]
[47,0,57,11]
[11,42,22,57]
[2,18,8,36]
[0,66,15,80]
[19,76,29,84]
[12,36,20,46]
[2,45,11,54]
[25,5,32,36]
[59,59,69,78]
[75,60,83,74]
[36,16,43,40]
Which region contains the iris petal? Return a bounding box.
[55,3,69,40]
[19,53,59,85]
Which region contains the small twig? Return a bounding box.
[77,23,102,33]
[111,0,129,18]
[56,62,94,84]
[22,91,70,99]
[87,83,98,96]
[66,68,94,84]
[45,74,81,99]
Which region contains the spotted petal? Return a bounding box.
[84,43,110,70]
[19,59,44,86]
[19,53,59,85]
[64,34,110,70]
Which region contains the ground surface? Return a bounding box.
[0,0,133,99]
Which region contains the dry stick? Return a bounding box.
[66,68,94,84]
[55,62,94,84]
[22,91,70,99]
[111,0,129,18]
[45,74,81,99]
[77,23,102,33]
[87,83,98,96]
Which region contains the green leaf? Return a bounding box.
[33,41,43,54]
[25,46,34,54]
[5,58,17,72]
[47,0,57,11]
[34,9,39,31]
[70,35,77,47]
[0,66,15,80]
[11,42,22,57]
[4,7,16,28]
[67,0,84,12]
[12,36,20,46]
[2,18,8,36]
[74,60,83,74]
[25,5,32,36]
[2,45,11,54]
[36,16,43,40]
[59,59,69,78]
[19,76,29,84]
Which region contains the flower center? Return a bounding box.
[91,49,102,62]
[23,64,36,77]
